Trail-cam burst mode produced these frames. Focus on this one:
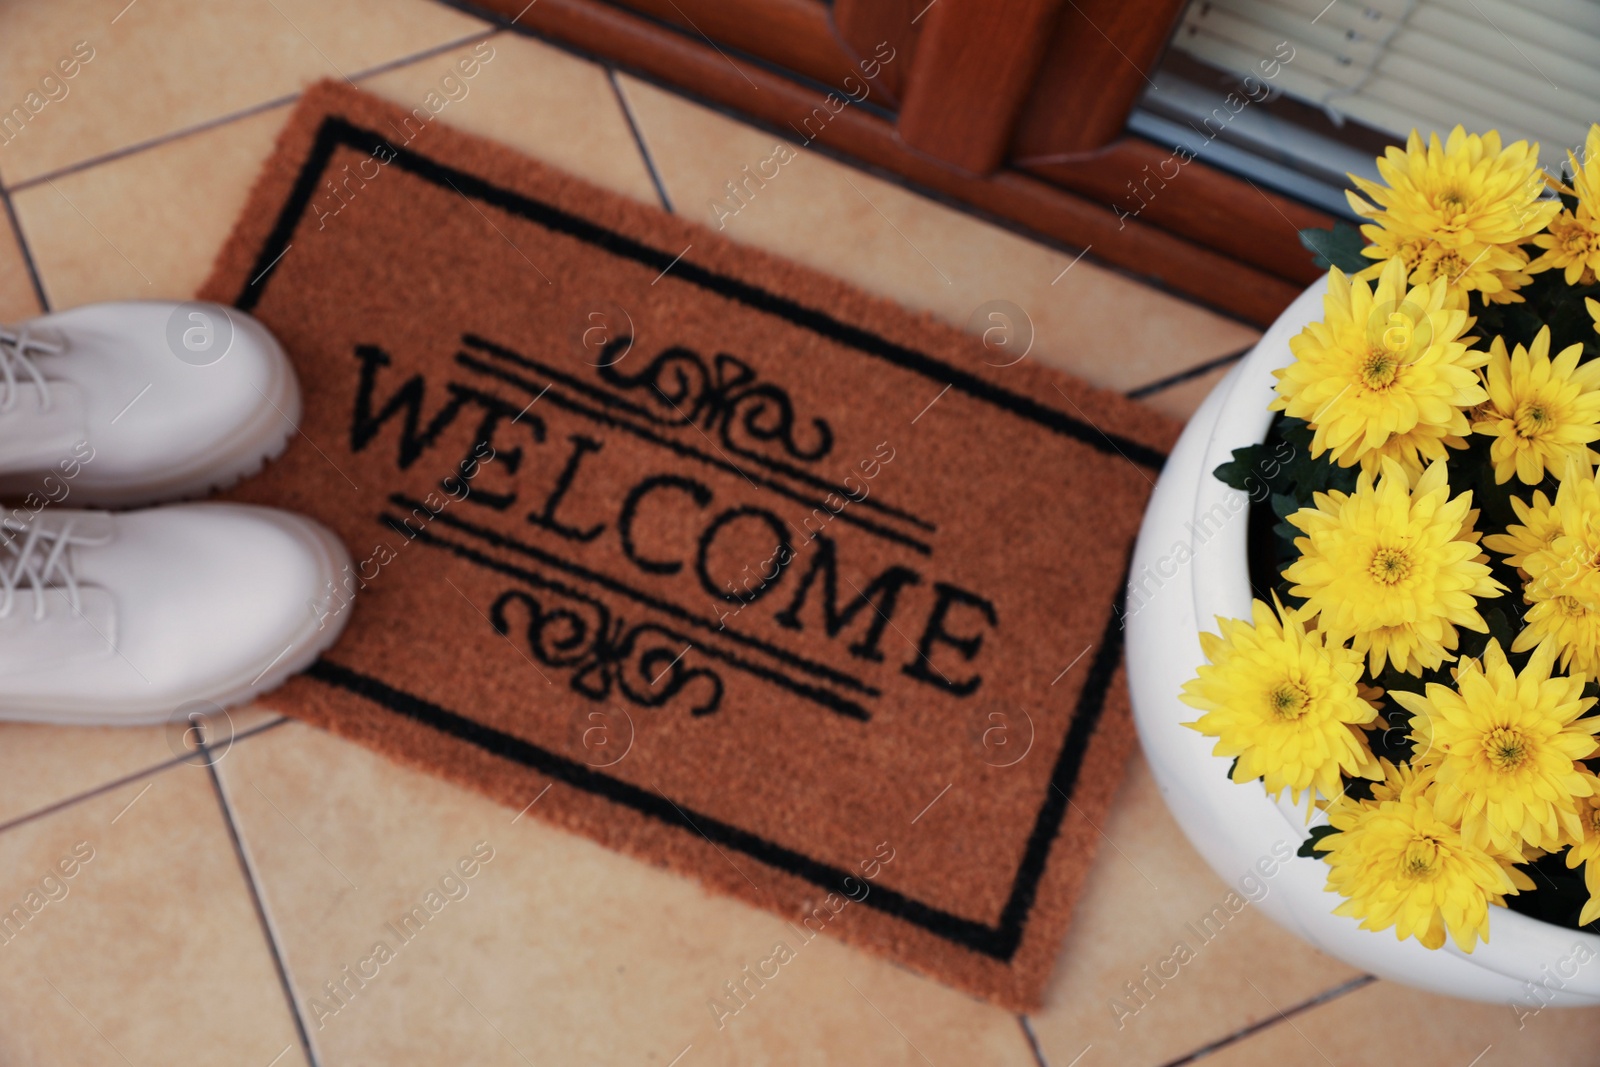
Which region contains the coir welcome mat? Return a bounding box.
[202,81,1179,1009]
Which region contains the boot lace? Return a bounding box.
[0,518,85,621]
[0,324,60,412]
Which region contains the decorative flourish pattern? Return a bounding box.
[599,346,834,463]
[489,587,723,716]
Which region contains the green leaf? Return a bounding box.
[1485,606,1518,652]
[1213,443,1268,494]
[1297,824,1339,858]
[1299,223,1369,273]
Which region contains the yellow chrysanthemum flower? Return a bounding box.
[1316,760,1530,951]
[1349,127,1560,304]
[1473,326,1600,484]
[1530,125,1600,286]
[1572,125,1600,210]
[1482,489,1560,568]
[1495,461,1600,670]
[1182,597,1382,808]
[1284,459,1503,676]
[1513,595,1600,678]
[1393,640,1599,854]
[1417,243,1538,303]
[1562,790,1600,926]
[1271,258,1487,477]
[1530,210,1600,287]
[1523,459,1600,610]
[1365,756,1432,803]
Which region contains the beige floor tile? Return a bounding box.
[614,75,1259,394]
[361,33,659,204]
[0,214,41,321]
[10,103,292,308]
[0,0,487,187]
[1026,755,1363,1067]
[1197,977,1600,1066]
[0,763,308,1066]
[218,721,1038,1066]
[0,724,179,829]
[1135,360,1238,423]
[0,694,284,836]
[12,32,661,311]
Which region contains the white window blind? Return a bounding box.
[1171,0,1600,164]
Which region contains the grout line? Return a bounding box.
[419,0,1266,332]
[206,746,323,1067]
[235,713,293,743]
[1153,974,1377,1067]
[0,714,289,840]
[0,182,52,312]
[1017,1014,1051,1067]
[7,92,306,194]
[607,66,675,214]
[1124,342,1255,400]
[0,753,190,838]
[2,27,501,195]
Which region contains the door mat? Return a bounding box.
[201,80,1178,1010]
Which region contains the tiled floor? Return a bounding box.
[0,4,1595,1065]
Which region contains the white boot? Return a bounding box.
[0,504,352,725]
[0,301,299,508]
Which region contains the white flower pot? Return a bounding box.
[1127,276,1600,1007]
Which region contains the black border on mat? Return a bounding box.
[233,113,1138,963]
[238,117,1168,471]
